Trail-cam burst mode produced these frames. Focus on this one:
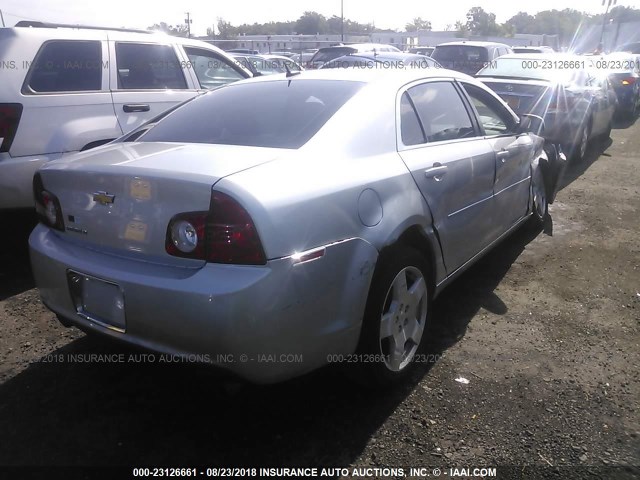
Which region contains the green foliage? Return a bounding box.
[465,7,502,36]
[405,17,432,32]
[589,5,640,24]
[216,18,238,39]
[504,12,536,34]
[455,20,469,38]
[147,22,189,37]
[295,11,328,34]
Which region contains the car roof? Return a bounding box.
[340,52,433,61]
[318,43,397,51]
[436,41,511,48]
[258,54,296,61]
[7,23,225,51]
[229,65,475,88]
[490,53,579,61]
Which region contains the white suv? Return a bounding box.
[0,21,251,210]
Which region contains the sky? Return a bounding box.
[1,0,639,35]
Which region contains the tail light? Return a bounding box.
[621,77,636,86]
[165,191,266,265]
[33,172,65,231]
[0,103,23,153]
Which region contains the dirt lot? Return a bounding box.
[0,119,638,479]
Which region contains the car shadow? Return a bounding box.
[0,210,37,301]
[556,137,612,192]
[612,113,637,130]
[0,219,544,468]
[425,221,542,355]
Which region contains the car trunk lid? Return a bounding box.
[480,79,549,115]
[38,142,282,267]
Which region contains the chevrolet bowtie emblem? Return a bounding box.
[93,191,115,205]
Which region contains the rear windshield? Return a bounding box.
[432,45,489,63]
[312,47,357,63]
[138,79,363,149]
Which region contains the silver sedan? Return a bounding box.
[30,69,551,385]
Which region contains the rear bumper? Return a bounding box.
[29,225,378,383]
[0,152,62,210]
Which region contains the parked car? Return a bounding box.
[512,46,555,54]
[291,51,317,68]
[614,42,640,54]
[30,68,556,385]
[431,41,513,75]
[596,52,640,118]
[226,48,259,55]
[0,21,251,211]
[270,51,296,58]
[409,46,435,56]
[321,52,440,69]
[307,43,400,69]
[230,54,302,76]
[476,54,616,161]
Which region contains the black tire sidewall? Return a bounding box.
[354,247,432,387]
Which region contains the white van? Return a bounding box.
[0,21,251,209]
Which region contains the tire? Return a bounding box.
[600,118,612,142]
[630,96,638,119]
[530,165,548,228]
[353,247,431,387]
[572,120,591,162]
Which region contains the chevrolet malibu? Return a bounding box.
[30,69,551,385]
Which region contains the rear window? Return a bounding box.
[26,40,102,93]
[432,45,489,63]
[116,43,187,90]
[138,79,364,149]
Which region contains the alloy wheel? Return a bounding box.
[379,266,428,372]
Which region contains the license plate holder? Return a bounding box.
[67,271,126,332]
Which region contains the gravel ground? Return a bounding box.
[0,118,638,480]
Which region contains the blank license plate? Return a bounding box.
[68,271,126,331]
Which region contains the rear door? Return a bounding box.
[109,40,198,134]
[14,36,118,156]
[397,80,497,273]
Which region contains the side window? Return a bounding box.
[26,41,102,93]
[461,83,515,136]
[184,47,246,89]
[407,81,475,142]
[400,92,426,146]
[116,43,187,90]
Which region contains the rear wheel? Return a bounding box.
[573,121,590,162]
[600,117,612,142]
[630,95,639,119]
[354,247,431,387]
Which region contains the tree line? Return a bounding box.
[148,5,640,46]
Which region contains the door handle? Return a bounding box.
[496,150,511,162]
[424,164,448,179]
[123,104,150,113]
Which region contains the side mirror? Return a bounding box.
[519,114,545,136]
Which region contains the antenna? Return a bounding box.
[284,62,300,77]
